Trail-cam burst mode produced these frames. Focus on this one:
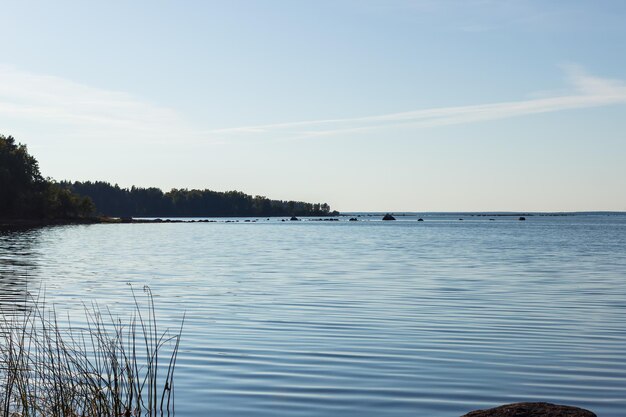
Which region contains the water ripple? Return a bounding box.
[1,215,625,416]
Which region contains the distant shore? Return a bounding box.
[0,215,338,229]
[0,217,105,229]
[3,211,624,231]
[0,217,236,229]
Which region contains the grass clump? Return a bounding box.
[0,286,183,417]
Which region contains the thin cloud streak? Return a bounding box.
[1,65,625,145]
[212,68,626,140]
[0,65,200,144]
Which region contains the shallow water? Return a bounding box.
[1,214,626,416]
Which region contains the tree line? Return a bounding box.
[62,181,336,217]
[0,135,94,219]
[1,134,336,219]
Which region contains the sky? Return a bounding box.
[1,0,625,212]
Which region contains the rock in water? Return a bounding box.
[290,216,299,221]
[461,402,596,417]
[382,213,396,221]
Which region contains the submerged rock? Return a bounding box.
[382,213,396,221]
[519,216,526,221]
[461,402,596,417]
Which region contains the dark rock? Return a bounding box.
[417,218,424,222]
[459,218,463,221]
[290,216,299,221]
[461,402,596,417]
[519,216,526,221]
[349,218,358,221]
[382,213,396,221]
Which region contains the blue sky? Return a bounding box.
[1,0,625,211]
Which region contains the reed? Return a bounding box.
[0,286,183,417]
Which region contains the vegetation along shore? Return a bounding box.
[1,134,337,224]
[0,288,182,417]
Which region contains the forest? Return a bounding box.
[1,135,336,219]
[0,135,94,219]
[63,181,336,217]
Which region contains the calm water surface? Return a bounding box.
[1,214,626,416]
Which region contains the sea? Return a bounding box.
[1,213,625,416]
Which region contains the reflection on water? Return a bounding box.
[0,216,626,416]
[0,228,43,312]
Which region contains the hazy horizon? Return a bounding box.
[2,1,625,212]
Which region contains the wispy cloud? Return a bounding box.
[211,67,626,140]
[0,65,199,145]
[1,65,625,146]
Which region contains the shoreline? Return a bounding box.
[0,217,133,231]
[0,215,339,229]
[0,217,106,229]
[3,211,624,230]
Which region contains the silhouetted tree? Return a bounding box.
[0,135,94,219]
[64,181,337,217]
